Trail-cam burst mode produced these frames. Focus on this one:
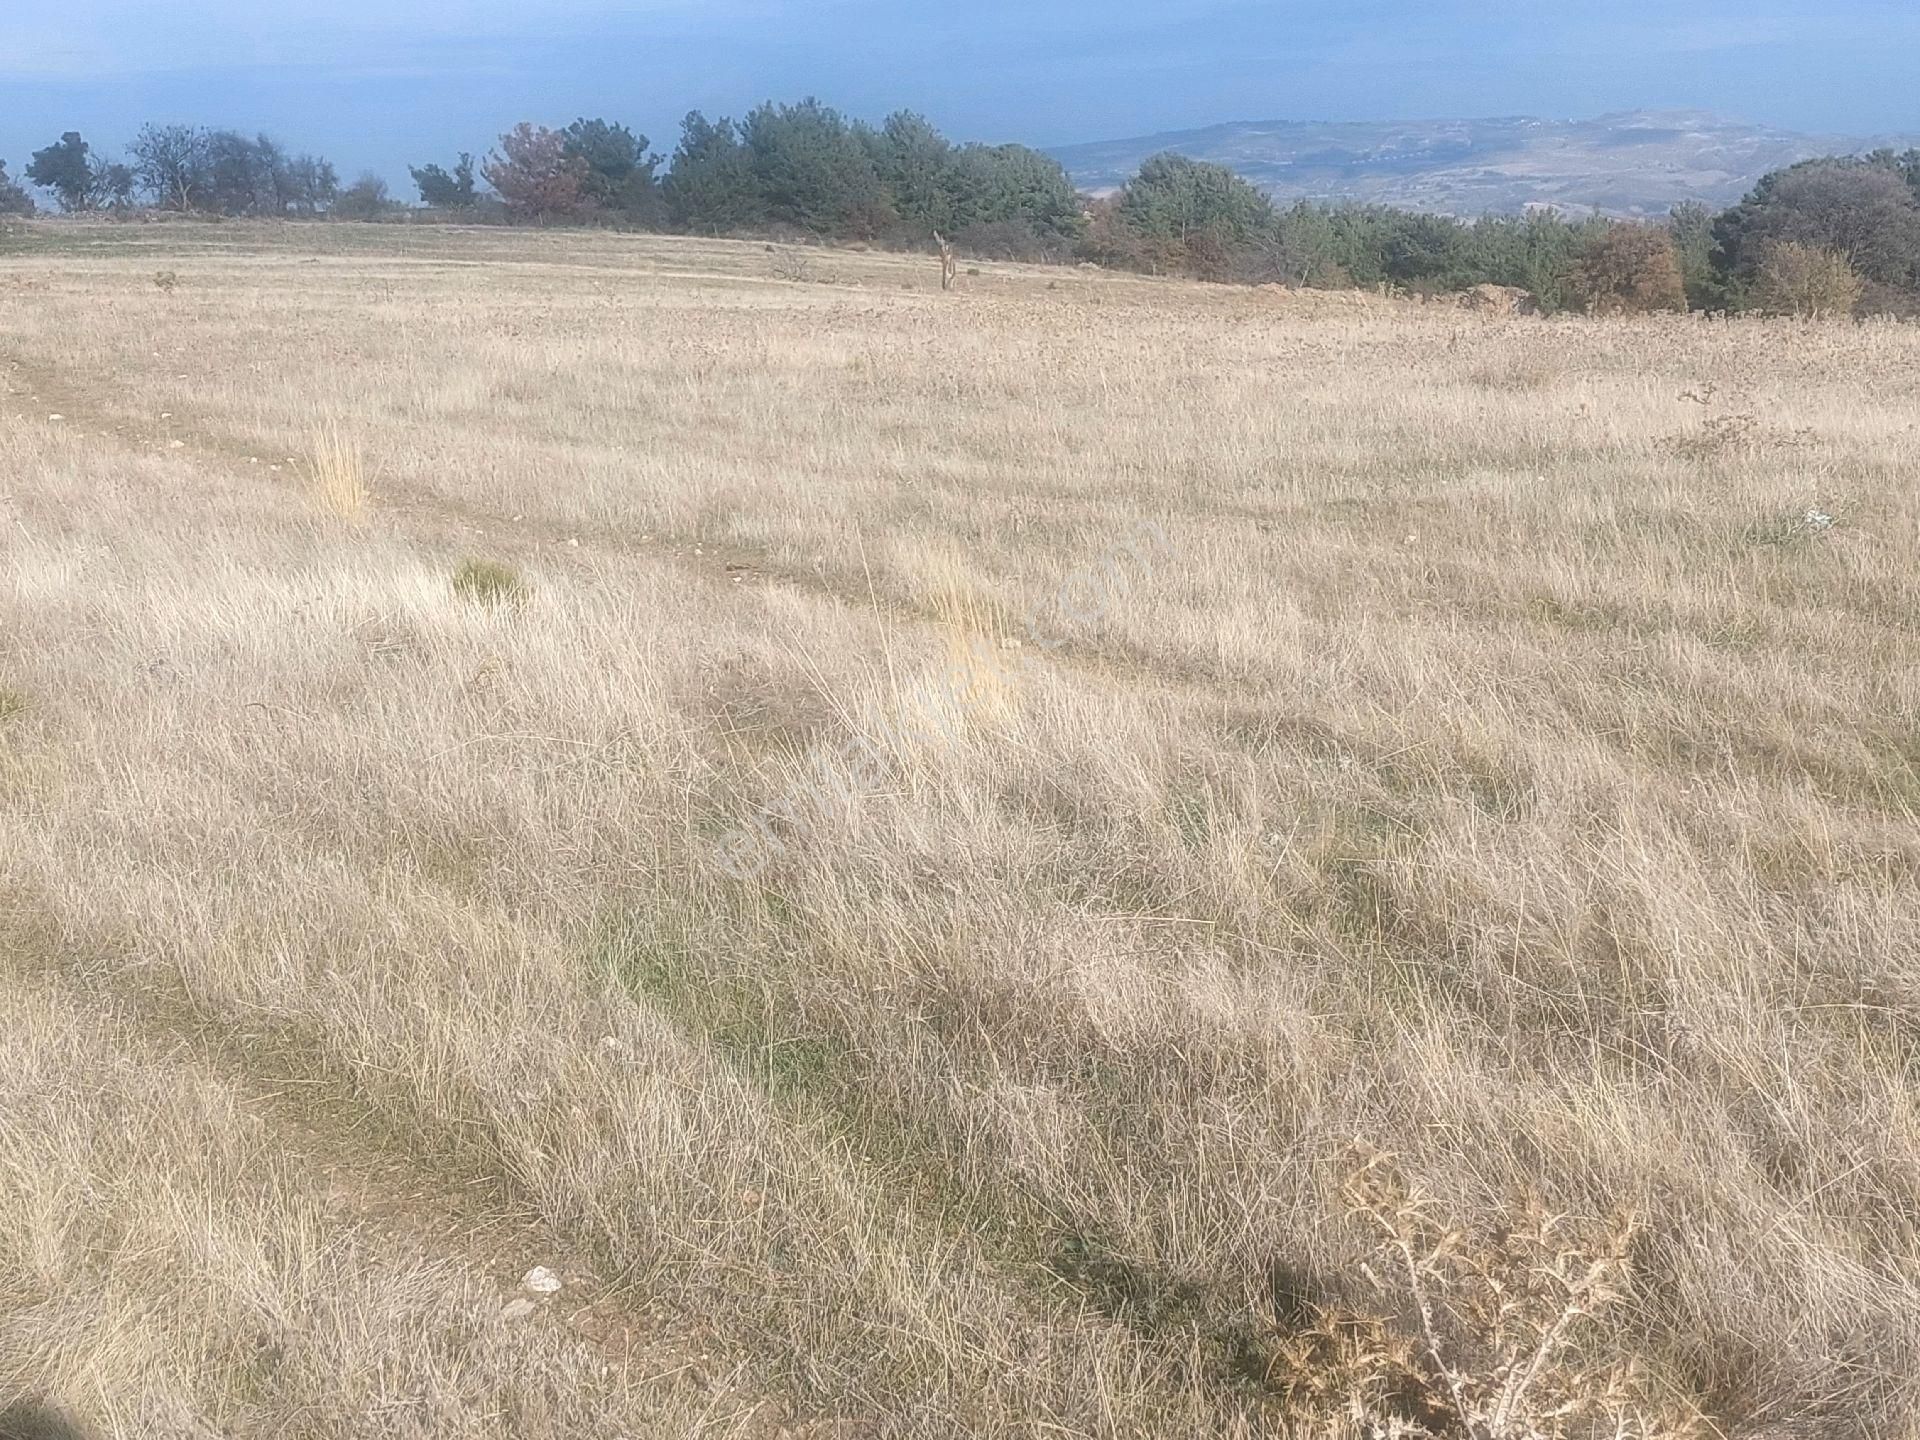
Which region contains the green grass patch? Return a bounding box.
[451,557,530,608]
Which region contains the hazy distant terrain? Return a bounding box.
[1050,109,1920,216]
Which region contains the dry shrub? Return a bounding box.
[1468,358,1561,392]
[951,219,1062,264]
[1753,242,1864,319]
[1669,382,1815,459]
[1458,285,1537,318]
[1267,1148,1704,1440]
[1566,226,1688,315]
[769,247,815,283]
[303,421,370,522]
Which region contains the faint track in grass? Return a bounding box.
[0,896,805,1438]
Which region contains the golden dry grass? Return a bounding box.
[303,419,371,523]
[3,219,1919,1438]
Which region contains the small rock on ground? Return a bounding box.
[522,1265,564,1294]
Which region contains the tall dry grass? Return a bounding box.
[302,420,370,522]
[2,221,1918,1438]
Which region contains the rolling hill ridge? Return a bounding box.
[1047,109,1920,216]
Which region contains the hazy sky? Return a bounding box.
[4,1,1916,191]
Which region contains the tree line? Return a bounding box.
[417,103,1086,259]
[1084,148,1920,317]
[0,126,387,221]
[5,103,1919,317]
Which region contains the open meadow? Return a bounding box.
[3,220,1919,1438]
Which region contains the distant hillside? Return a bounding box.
[1048,110,1920,217]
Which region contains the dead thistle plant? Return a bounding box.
[1266,1146,1705,1440]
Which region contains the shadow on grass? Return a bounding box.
[0,1400,92,1440]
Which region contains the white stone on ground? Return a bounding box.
[522,1265,564,1294]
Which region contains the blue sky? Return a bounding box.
[3,1,1916,191]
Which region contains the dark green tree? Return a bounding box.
[26,132,96,212]
[411,153,477,209]
[1714,158,1920,296]
[664,112,761,232]
[1865,147,1920,202]
[856,112,1082,252]
[945,143,1084,247]
[1460,211,1607,311]
[0,160,34,217]
[1263,201,1345,286]
[1377,209,1475,289]
[1666,201,1725,311]
[740,98,892,237]
[1120,152,1275,242]
[868,110,954,234]
[1110,152,1277,277]
[1322,207,1396,287]
[560,119,663,225]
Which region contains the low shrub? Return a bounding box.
[451,557,529,607]
[1754,242,1865,318]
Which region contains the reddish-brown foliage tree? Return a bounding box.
[482,123,585,224]
[1565,224,1689,315]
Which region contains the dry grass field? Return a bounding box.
[3,220,1919,1439]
